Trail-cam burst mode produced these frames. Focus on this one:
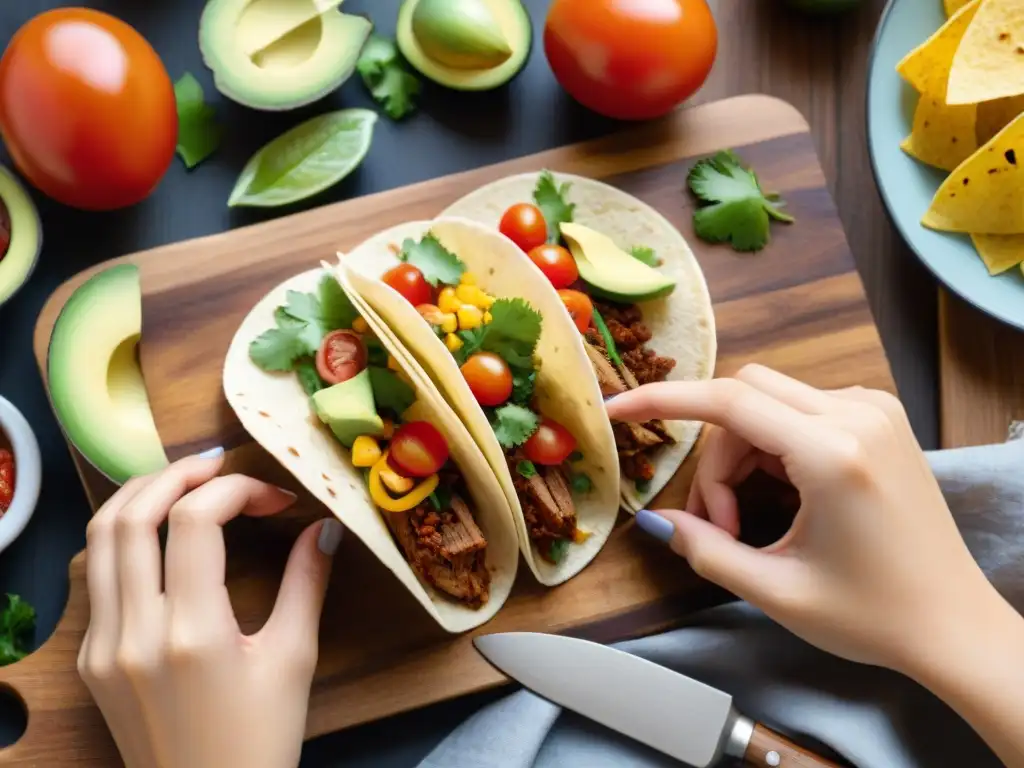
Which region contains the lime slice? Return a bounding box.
[228,108,377,208]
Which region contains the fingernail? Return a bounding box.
[198,446,224,459]
[635,509,675,543]
[318,518,344,556]
[278,487,298,500]
[604,395,618,403]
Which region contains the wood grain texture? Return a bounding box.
[10,95,894,766]
[744,723,842,767]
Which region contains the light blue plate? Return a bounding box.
[868,0,1024,330]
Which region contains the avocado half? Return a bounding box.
[48,265,169,485]
[199,0,372,110]
[397,0,531,91]
[0,166,41,308]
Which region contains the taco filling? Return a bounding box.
[248,273,491,605]
[378,237,594,564]
[496,171,681,494]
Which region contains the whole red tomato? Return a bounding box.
[0,9,177,210]
[544,0,718,121]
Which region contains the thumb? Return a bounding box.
[260,518,342,659]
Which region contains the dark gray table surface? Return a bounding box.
[0,0,937,764]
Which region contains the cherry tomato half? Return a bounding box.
[500,203,548,253]
[0,8,177,210]
[528,244,578,289]
[460,352,513,407]
[558,289,593,334]
[523,418,577,466]
[382,263,433,307]
[544,0,718,121]
[389,421,449,478]
[316,330,367,385]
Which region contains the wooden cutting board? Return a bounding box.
[7,95,893,766]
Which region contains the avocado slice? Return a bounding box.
[48,265,169,484]
[560,222,677,303]
[312,369,384,448]
[0,166,41,308]
[397,0,531,91]
[199,0,372,111]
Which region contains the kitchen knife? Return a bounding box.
[474,632,842,768]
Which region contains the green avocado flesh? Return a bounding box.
[397,0,531,91]
[312,370,384,447]
[48,265,169,484]
[560,222,677,303]
[0,167,41,307]
[200,0,372,110]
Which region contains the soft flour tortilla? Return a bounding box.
[335,219,620,587]
[223,268,519,633]
[439,173,717,513]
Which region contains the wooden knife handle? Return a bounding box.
[743,722,842,767]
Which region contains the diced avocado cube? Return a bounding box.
[311,369,384,448]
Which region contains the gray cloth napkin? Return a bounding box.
[417,436,1024,768]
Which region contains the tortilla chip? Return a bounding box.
[898,0,981,97]
[948,0,1024,105]
[946,0,974,15]
[976,93,1024,143]
[922,111,1024,233]
[972,232,1024,272]
[901,95,978,170]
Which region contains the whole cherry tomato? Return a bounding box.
[528,244,578,289]
[389,421,449,478]
[558,289,593,334]
[382,264,434,307]
[460,352,513,407]
[544,0,717,121]
[500,203,548,253]
[316,330,367,385]
[0,8,177,210]
[523,418,577,466]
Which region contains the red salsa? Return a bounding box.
[0,449,14,515]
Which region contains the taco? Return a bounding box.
[223,267,519,632]
[439,172,717,512]
[335,219,620,586]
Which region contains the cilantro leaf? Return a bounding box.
[295,359,324,397]
[570,472,593,495]
[511,370,536,406]
[0,594,35,666]
[687,150,794,252]
[368,367,415,416]
[491,404,540,449]
[318,274,359,331]
[548,539,570,563]
[366,337,389,367]
[250,327,306,371]
[635,478,651,494]
[479,298,542,368]
[357,34,421,120]
[399,235,466,286]
[429,486,453,511]
[174,73,222,170]
[516,460,537,478]
[629,245,660,267]
[591,309,624,368]
[533,170,576,243]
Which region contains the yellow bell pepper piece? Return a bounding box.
[380,466,415,494]
[368,454,439,512]
[483,311,493,325]
[572,528,592,545]
[459,272,477,286]
[457,305,484,330]
[352,316,369,334]
[438,286,461,314]
[440,313,458,333]
[445,333,464,352]
[351,435,381,468]
[456,284,494,309]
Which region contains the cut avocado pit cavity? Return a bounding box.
[397,0,531,91]
[200,0,372,110]
[0,166,41,308]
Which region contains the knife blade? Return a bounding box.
[474,632,841,768]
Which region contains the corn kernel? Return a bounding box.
[351,435,381,468]
[483,311,493,325]
[459,272,477,286]
[457,305,484,330]
[440,313,458,333]
[438,287,461,314]
[380,466,415,494]
[445,333,464,352]
[387,355,401,372]
[380,418,395,439]
[456,284,494,309]
[352,316,369,334]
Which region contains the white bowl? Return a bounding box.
[0,396,40,554]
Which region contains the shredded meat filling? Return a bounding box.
[386,495,490,607]
[511,458,577,560]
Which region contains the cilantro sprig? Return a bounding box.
[687,150,794,252]
[491,404,540,449]
[356,34,421,120]
[0,594,35,666]
[399,235,466,286]
[174,73,222,169]
[368,367,415,416]
[532,170,575,243]
[454,298,542,369]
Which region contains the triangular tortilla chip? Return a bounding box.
[946,0,974,15]
[898,0,981,97]
[972,232,1024,272]
[923,112,1024,233]
[976,93,1024,143]
[901,95,978,170]
[948,0,1024,105]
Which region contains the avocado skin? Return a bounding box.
[0,166,41,308]
[583,281,677,304]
